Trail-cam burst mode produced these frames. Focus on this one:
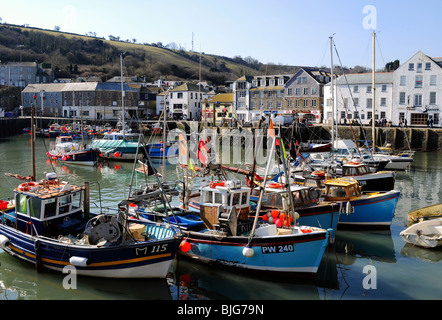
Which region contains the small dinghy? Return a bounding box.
[400,218,442,248]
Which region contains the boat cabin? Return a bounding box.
[102,132,139,142]
[6,175,88,237]
[199,180,251,230]
[261,183,316,211]
[323,178,361,202]
[342,162,370,176]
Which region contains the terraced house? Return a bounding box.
[285,68,332,123]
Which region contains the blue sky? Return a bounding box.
[2,0,442,70]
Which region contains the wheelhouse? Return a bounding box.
[323,178,361,201]
[8,178,87,237]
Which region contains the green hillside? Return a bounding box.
[0,24,298,85]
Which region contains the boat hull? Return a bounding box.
[48,150,97,166]
[180,228,329,275]
[337,190,400,227]
[0,224,179,279]
[400,218,442,248]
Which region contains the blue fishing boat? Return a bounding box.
[323,178,400,228]
[146,142,178,161]
[178,137,331,276]
[0,173,180,278]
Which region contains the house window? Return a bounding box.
[278,78,284,85]
[414,94,422,106]
[252,80,258,87]
[295,88,300,95]
[430,92,437,105]
[366,98,372,109]
[399,92,406,104]
[415,76,423,88]
[430,75,437,86]
[426,63,432,70]
[288,88,293,95]
[303,88,309,95]
[303,100,308,107]
[354,98,359,106]
[400,76,406,86]
[311,87,317,95]
[409,63,414,70]
[417,63,423,73]
[367,86,372,93]
[354,86,359,93]
[382,85,387,92]
[312,99,317,107]
[178,93,183,99]
[276,101,281,108]
[380,97,386,106]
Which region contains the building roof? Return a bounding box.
[171,83,208,92]
[333,72,393,85]
[205,93,233,104]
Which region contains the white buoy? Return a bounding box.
[69,256,89,267]
[346,201,352,215]
[242,246,254,258]
[0,235,9,248]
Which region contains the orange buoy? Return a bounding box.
[269,183,284,189]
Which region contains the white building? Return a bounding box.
[392,51,442,127]
[168,83,213,120]
[323,72,394,125]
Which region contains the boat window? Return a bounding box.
[72,192,82,210]
[29,197,42,219]
[118,136,124,140]
[214,192,223,205]
[301,190,311,203]
[59,195,72,215]
[16,193,27,214]
[349,186,359,197]
[226,194,231,207]
[232,192,241,206]
[44,198,57,218]
[202,191,213,203]
[359,166,368,174]
[293,191,302,205]
[326,186,348,199]
[241,192,248,205]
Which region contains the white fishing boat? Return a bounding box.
[400,218,442,248]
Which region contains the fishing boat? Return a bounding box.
[91,130,143,161]
[0,172,180,279]
[407,203,442,226]
[323,178,400,228]
[339,161,395,192]
[178,137,331,276]
[253,182,340,242]
[146,142,178,161]
[372,146,414,171]
[400,218,442,248]
[47,135,97,166]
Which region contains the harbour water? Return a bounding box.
[0,134,441,300]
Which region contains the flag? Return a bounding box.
[198,140,209,165]
[268,119,275,138]
[178,134,187,157]
[281,139,287,159]
[188,159,196,173]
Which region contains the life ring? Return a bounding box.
[18,182,39,192]
[348,161,359,165]
[312,171,326,177]
[341,158,348,164]
[210,181,226,188]
[269,183,284,189]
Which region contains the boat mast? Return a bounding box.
[120,53,126,138]
[372,31,376,149]
[330,35,335,161]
